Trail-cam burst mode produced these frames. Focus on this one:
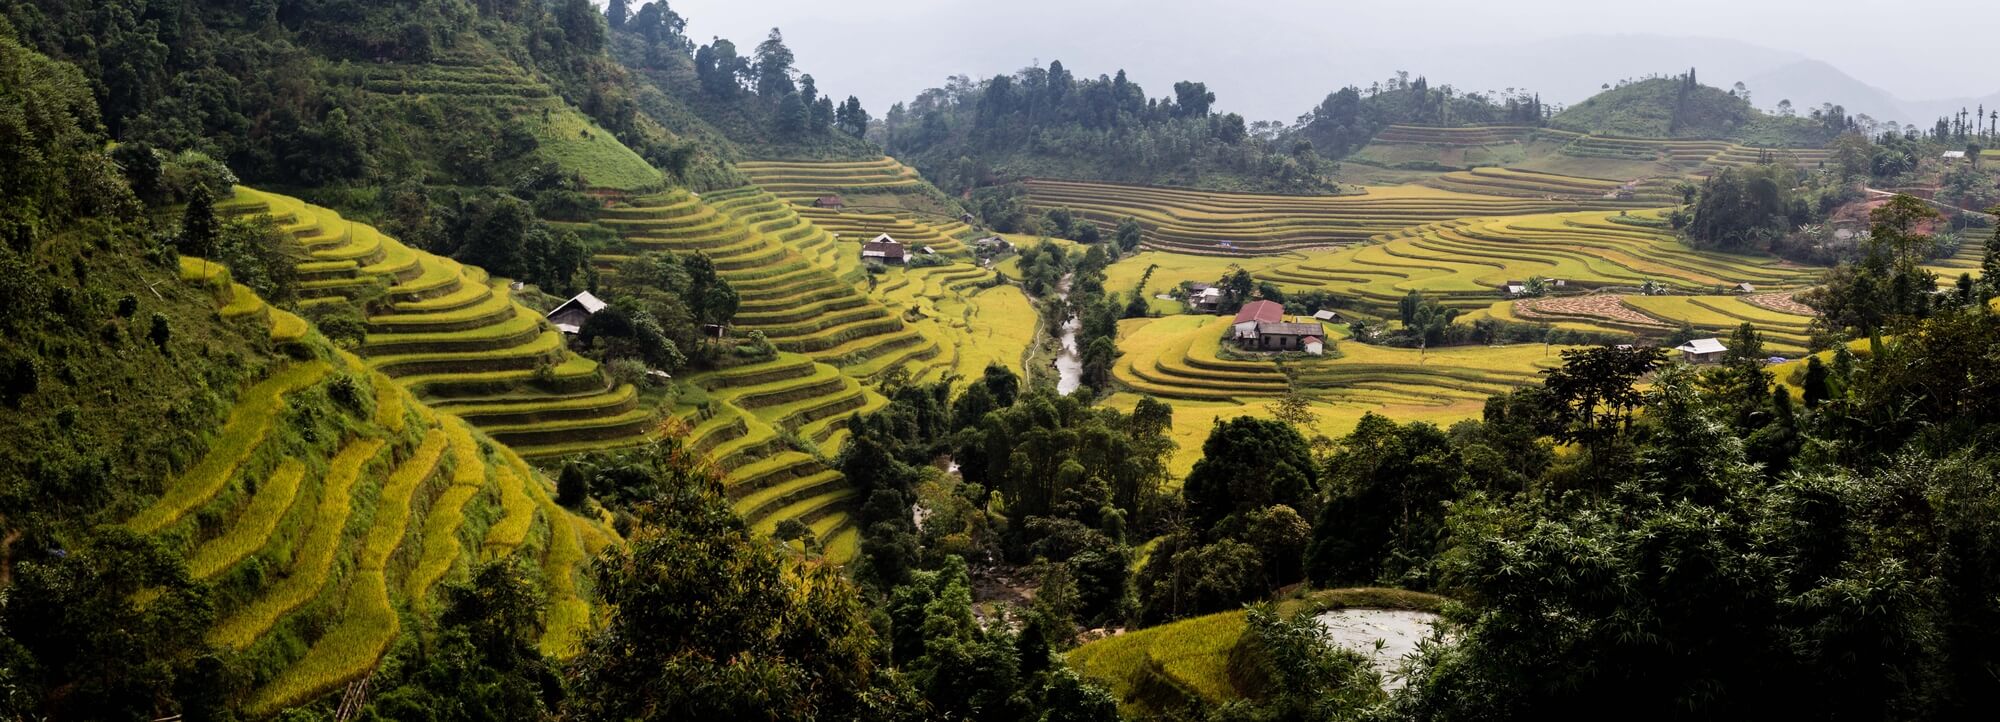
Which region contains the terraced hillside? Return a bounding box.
[597,185,941,559]
[1472,293,1820,356]
[1113,315,1553,407]
[1371,125,1540,146]
[1257,209,1820,315]
[1019,178,1662,256]
[736,156,926,202]
[1553,134,1832,171]
[1423,168,1680,204]
[594,181,1038,556]
[335,42,665,190]
[219,189,653,459]
[797,205,980,259]
[160,257,613,715]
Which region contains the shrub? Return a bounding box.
[327,373,367,412]
[304,304,367,348]
[115,294,137,318]
[148,313,171,351]
[1,355,36,407]
[605,357,649,389]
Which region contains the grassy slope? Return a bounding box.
[1068,589,1445,716]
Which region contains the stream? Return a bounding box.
[1053,274,1083,395]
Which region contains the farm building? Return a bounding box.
[1185,283,1225,313]
[1943,151,1968,162]
[1675,338,1728,364]
[1313,309,1342,323]
[1240,321,1327,352]
[1734,282,1756,293]
[1231,300,1286,339]
[972,236,1012,251]
[960,212,977,224]
[547,291,608,335]
[814,195,845,209]
[863,234,907,264]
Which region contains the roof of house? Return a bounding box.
[1189,282,1212,291]
[1313,310,1339,320]
[1736,282,1756,291]
[548,291,608,319]
[1257,321,1325,337]
[815,195,844,205]
[1303,336,1323,346]
[1676,338,1728,355]
[1944,151,1968,159]
[1199,287,1223,298]
[1506,285,1527,294]
[862,243,906,258]
[1233,300,1285,325]
[870,233,898,245]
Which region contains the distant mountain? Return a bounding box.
[1338,34,1953,127]
[1742,60,1911,123]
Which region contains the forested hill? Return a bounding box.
[604,2,879,162]
[1552,72,1847,146]
[4,0,736,190]
[883,62,1340,195]
[1285,75,1549,160]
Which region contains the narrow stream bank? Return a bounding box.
[1054,273,1082,395]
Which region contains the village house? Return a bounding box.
[1229,300,1326,352]
[971,236,1012,252]
[547,291,607,335]
[1185,283,1225,313]
[813,195,845,209]
[1231,300,1285,339]
[1313,309,1342,323]
[1734,282,1756,294]
[862,234,907,264]
[1675,337,1728,364]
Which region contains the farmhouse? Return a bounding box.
[862,234,907,264]
[1675,338,1728,364]
[1185,283,1225,313]
[972,236,1012,251]
[1313,309,1342,323]
[547,290,607,335]
[814,195,845,209]
[1231,300,1285,340]
[1243,322,1327,352]
[1734,282,1756,293]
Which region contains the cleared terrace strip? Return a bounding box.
[1020,179,1641,255]
[231,188,646,454]
[186,459,308,580]
[208,438,389,650]
[128,361,334,535]
[481,459,536,557]
[245,428,448,716]
[406,420,490,607]
[1371,125,1539,146]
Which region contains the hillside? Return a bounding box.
[605,17,880,163]
[6,0,733,190]
[1551,73,1837,145]
[0,201,611,717]
[885,61,1338,195]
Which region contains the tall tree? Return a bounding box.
[753,28,796,98]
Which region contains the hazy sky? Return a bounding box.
[659,0,2000,122]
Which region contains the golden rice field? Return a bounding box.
[219,188,652,459]
[1255,209,1820,315]
[1019,176,1666,256]
[1107,315,1570,475]
[601,175,1033,561]
[736,156,926,202]
[144,262,612,714]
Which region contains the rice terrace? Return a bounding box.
[6,0,2000,719]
